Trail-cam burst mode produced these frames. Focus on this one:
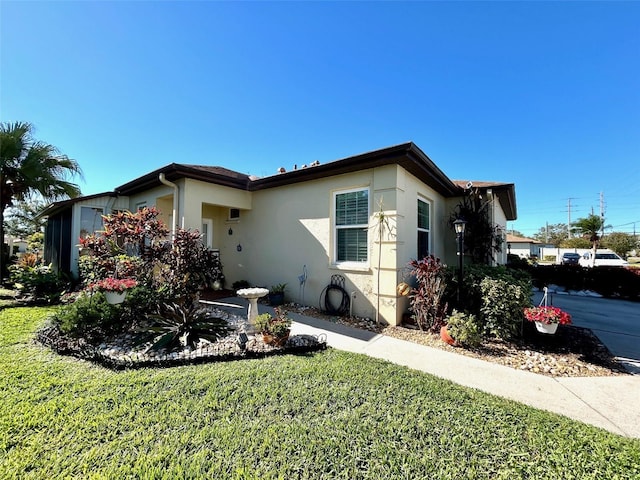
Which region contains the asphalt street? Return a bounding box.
[533,291,640,373]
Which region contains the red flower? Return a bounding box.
[524,306,572,325]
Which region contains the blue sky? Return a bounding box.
[2,1,639,237]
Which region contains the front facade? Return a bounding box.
[42,143,517,325]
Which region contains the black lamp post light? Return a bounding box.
[453,218,467,302]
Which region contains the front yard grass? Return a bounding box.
[1,307,639,479]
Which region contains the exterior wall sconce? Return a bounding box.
[228,228,233,235]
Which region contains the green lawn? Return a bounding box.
[1,307,638,479]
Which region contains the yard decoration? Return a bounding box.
[89,278,138,304]
[524,305,572,335]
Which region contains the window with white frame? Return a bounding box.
[80,207,104,239]
[334,188,369,263]
[417,198,430,259]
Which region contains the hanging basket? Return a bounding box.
[534,321,558,335]
[104,291,127,305]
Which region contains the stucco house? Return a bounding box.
[41,142,517,325]
[506,233,543,259]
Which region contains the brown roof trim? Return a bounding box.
[250,142,461,196]
[115,163,251,195]
[452,180,517,221]
[38,191,116,218]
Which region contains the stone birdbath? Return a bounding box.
[236,287,269,333]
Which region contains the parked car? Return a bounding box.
[578,252,629,267]
[561,253,581,265]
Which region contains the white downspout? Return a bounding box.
[159,173,179,239]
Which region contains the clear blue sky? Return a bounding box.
[2,1,639,237]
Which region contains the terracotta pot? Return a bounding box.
[440,326,457,346]
[262,331,290,347]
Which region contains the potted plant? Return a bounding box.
[443,310,482,347]
[89,277,138,304]
[524,305,572,334]
[255,307,292,346]
[268,283,287,306]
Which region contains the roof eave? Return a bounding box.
[115,164,249,195]
[250,142,460,196]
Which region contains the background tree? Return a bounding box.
[532,223,568,247]
[0,122,83,280]
[560,237,591,249]
[572,214,606,267]
[601,232,638,258]
[4,198,47,240]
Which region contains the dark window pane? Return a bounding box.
[418,200,429,230]
[337,228,368,262]
[418,231,429,259]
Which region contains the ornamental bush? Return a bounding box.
[444,264,532,340]
[479,277,531,339]
[405,255,448,332]
[50,292,121,336]
[9,261,66,304]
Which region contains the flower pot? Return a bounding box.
[534,321,558,334]
[104,291,126,305]
[440,326,457,346]
[268,292,285,306]
[262,331,290,347]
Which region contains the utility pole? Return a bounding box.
[567,198,573,238]
[599,191,605,238]
[545,222,549,243]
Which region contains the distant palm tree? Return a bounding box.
[572,214,605,267]
[0,122,83,279]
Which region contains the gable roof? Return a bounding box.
[451,180,517,221]
[506,233,541,244]
[116,164,251,195]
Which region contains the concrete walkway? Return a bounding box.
[212,297,640,439]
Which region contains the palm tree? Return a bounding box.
[0,122,83,279]
[572,214,605,267]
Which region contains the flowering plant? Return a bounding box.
[523,306,572,325]
[255,307,292,337]
[89,277,138,294]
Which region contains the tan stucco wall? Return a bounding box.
[225,165,452,325]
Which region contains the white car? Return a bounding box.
[578,252,629,267]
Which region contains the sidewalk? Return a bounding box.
[213,297,640,439]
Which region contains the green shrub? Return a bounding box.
[445,264,532,317]
[9,262,65,304]
[49,292,121,336]
[445,310,482,347]
[479,277,530,339]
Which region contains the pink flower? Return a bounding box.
[524,306,572,325]
[89,278,138,294]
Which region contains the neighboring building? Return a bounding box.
[506,233,543,259]
[40,142,517,325]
